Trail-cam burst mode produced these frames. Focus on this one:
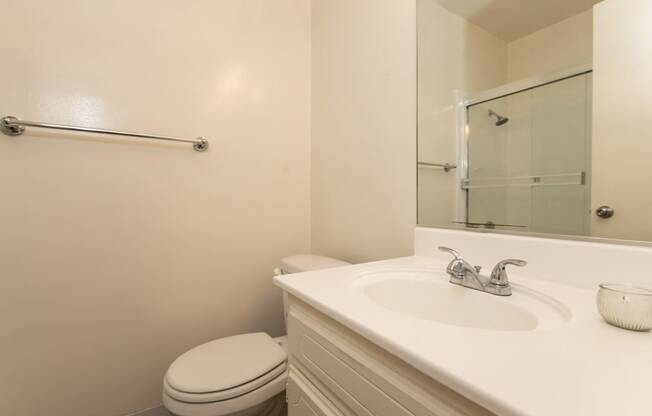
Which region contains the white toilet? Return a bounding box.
[162,255,350,416]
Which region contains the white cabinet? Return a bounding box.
[287,368,342,416]
[285,295,495,416]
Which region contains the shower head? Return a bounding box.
[488,109,509,126]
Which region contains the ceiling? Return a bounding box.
[434,0,602,41]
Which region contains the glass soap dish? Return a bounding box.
[597,284,652,331]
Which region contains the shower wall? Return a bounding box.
[507,9,593,81]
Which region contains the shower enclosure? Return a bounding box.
[462,71,592,235]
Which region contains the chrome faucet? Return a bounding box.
[438,247,527,296]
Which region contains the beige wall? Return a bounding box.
[0,1,310,416]
[591,0,652,240]
[310,0,417,262]
[417,0,507,228]
[507,10,593,81]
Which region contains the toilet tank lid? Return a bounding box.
[280,254,350,274]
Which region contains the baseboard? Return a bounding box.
[123,405,170,416]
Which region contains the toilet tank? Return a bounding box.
[275,254,351,275]
[275,254,350,332]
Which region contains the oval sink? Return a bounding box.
[353,268,570,331]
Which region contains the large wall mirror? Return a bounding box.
[417,0,652,243]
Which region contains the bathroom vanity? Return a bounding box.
[275,228,652,416]
[284,294,493,416]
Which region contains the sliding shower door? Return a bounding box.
[465,73,592,235]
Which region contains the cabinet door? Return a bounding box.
[287,368,343,416]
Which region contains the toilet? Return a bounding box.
[162,255,350,416]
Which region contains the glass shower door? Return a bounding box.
[465,73,591,235]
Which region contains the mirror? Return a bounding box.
[417,0,652,243]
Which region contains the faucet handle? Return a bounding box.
[438,246,462,259]
[438,246,464,278]
[438,247,476,279]
[490,259,527,287]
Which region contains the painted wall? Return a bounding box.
[591,0,652,241]
[507,10,593,82]
[310,0,417,262]
[417,0,507,228]
[0,1,310,416]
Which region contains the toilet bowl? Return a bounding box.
[162,255,350,416]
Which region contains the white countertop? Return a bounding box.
[274,256,652,416]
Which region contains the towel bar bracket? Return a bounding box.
[1,116,25,136]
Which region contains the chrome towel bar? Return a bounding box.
[0,115,209,152]
[418,161,457,172]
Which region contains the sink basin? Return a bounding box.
[352,267,570,331]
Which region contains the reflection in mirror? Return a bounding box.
[417,0,652,243]
[465,72,591,236]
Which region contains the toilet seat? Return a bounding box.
[164,361,287,403]
[163,370,287,416]
[164,333,287,404]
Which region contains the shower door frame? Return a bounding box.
[454,63,593,229]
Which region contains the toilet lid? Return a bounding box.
[165,333,287,395]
